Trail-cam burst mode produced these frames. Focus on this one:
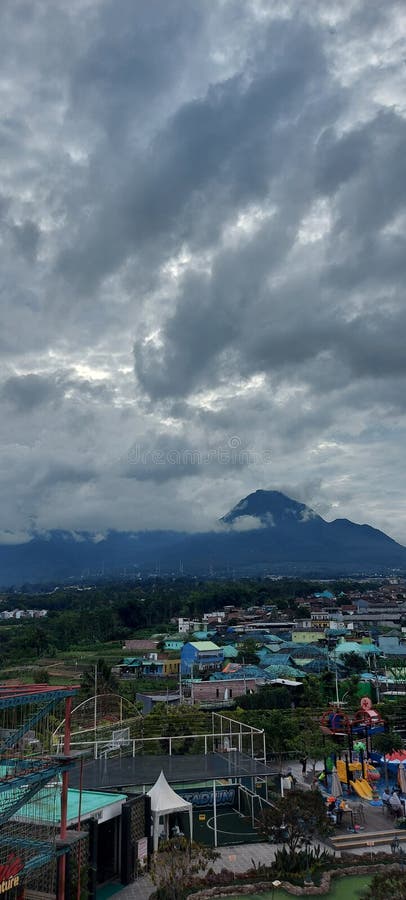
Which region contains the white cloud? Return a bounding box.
[0,0,405,547]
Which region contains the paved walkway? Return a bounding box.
[99,760,400,898]
[101,834,400,899]
[106,840,316,898]
[105,844,277,899]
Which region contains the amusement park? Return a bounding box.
[1,677,406,899]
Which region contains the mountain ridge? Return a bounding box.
[1,490,405,585]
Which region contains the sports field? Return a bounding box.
[192,805,263,846]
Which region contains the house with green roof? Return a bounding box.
[222,644,239,659]
[334,639,380,657]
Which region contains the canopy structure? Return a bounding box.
[330,766,343,799]
[147,771,193,852]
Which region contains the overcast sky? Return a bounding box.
[1,0,406,545]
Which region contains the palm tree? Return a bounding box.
[81,658,118,699]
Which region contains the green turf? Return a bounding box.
[225,873,372,899]
[192,806,263,847]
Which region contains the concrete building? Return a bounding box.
[180,641,224,676]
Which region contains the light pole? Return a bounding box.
[299,816,315,887]
[304,838,313,886]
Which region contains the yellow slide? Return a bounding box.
[350,779,373,800]
[336,760,361,784]
[336,760,348,784]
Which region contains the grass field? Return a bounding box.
[225,874,372,900]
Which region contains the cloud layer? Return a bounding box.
[1,0,406,544]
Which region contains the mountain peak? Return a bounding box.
[221,489,319,527]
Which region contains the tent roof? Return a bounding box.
[147,770,192,816]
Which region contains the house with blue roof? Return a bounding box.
[181,641,224,676]
[378,636,406,657]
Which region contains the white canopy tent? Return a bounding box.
[147,770,193,852]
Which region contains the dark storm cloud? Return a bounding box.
[1,0,406,542]
[1,374,62,412]
[134,104,406,402]
[33,461,97,490]
[11,221,41,261]
[57,17,329,292]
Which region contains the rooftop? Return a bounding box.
[70,751,276,792]
[187,641,221,651]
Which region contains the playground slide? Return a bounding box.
[336,760,348,784]
[350,779,373,800]
[337,760,361,784]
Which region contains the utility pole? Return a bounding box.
[94,662,98,750]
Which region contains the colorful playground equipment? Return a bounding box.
[320,697,386,803]
[320,696,385,741]
[349,778,374,800]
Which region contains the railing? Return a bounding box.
[55,726,266,761]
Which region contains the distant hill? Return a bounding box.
[1,489,406,585]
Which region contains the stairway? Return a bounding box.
[331,827,406,852]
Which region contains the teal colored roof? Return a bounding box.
[265,664,306,678]
[13,787,127,825]
[335,641,380,656]
[211,665,269,680]
[192,631,210,640]
[222,645,238,658]
[301,659,328,673]
[188,641,221,651]
[264,653,293,666]
[275,641,327,656]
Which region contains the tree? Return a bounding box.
[289,720,336,776]
[238,685,292,710]
[236,639,260,666]
[257,789,328,853]
[144,704,209,754]
[80,658,118,699]
[32,668,50,684]
[234,709,300,767]
[299,676,324,709]
[342,653,365,675]
[362,873,406,900]
[150,837,219,900]
[386,659,406,686]
[373,730,403,754]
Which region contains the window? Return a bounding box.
[229,689,233,698]
[216,689,219,698]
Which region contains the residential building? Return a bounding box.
[182,677,256,704]
[180,641,224,675]
[115,654,180,678]
[123,639,159,652]
[178,618,203,633]
[163,638,184,652]
[291,628,324,643]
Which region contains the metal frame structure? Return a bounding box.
[0,683,78,899]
